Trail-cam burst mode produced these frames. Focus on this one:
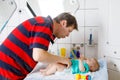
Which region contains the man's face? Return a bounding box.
[56,20,74,38]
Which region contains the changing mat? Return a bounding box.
[24,59,108,80]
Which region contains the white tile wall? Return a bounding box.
[85,0,98,9]
[98,0,109,48]
[48,43,58,55]
[75,10,85,26]
[57,35,71,44]
[84,45,98,58]
[17,0,27,9]
[85,10,99,26]
[71,27,84,43]
[79,0,85,9]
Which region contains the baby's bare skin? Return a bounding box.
[40,63,66,76]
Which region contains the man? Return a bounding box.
[0,12,78,80]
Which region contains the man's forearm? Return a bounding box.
[37,51,63,64]
[33,48,67,64]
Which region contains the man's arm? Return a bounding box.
[32,48,71,68]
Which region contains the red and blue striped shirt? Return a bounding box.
[0,16,55,80]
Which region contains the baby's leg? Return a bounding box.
[43,64,57,76]
[56,63,67,72]
[45,63,66,75]
[40,63,66,76]
[40,64,53,73]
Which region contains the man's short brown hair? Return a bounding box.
[54,12,78,30]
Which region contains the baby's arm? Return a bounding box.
[79,59,85,72]
[80,54,87,60]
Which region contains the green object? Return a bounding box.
[71,59,89,74]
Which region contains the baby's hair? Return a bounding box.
[93,58,100,71]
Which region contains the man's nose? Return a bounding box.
[66,33,69,37]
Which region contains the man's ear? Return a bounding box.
[60,20,67,27]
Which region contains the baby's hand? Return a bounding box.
[80,54,86,60]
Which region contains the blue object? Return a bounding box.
[76,50,80,58]
[88,75,91,80]
[70,50,80,59]
[0,20,8,33]
[70,50,77,59]
[89,33,92,45]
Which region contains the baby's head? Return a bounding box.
[86,58,100,72]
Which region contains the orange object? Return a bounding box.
[75,74,81,80]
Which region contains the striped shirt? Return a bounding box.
[0,16,55,80]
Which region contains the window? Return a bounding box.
[0,0,17,32]
[38,0,64,18]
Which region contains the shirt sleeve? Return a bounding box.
[29,23,52,50]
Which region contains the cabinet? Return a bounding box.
[99,0,120,80]
[108,70,120,80]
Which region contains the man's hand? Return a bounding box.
[58,57,71,68]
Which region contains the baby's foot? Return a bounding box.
[40,68,47,72]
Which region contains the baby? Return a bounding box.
[40,58,100,76]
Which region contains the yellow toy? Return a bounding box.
[60,48,66,57]
[75,74,91,80]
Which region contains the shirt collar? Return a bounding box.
[47,16,56,44]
